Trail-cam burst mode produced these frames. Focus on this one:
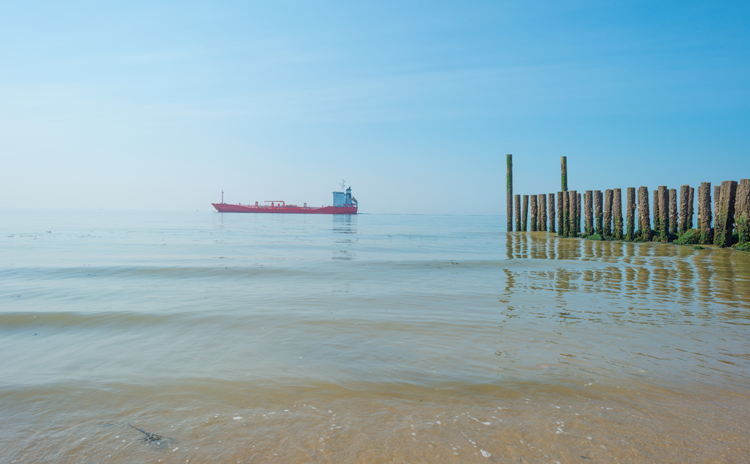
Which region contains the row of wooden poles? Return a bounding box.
[505,155,750,247]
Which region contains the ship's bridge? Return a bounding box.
[333,186,357,207]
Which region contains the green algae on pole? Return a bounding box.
[698,183,713,245]
[522,195,529,232]
[626,187,636,241]
[515,195,521,232]
[714,181,738,248]
[561,156,568,192]
[736,179,750,246]
[507,155,513,232]
[548,193,556,234]
[638,187,651,240]
[585,190,594,236]
[613,188,623,240]
[540,194,548,232]
[530,195,538,232]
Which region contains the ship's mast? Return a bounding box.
[222,190,224,204]
[340,179,346,190]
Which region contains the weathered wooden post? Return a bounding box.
[736,179,750,246]
[688,187,695,230]
[515,195,521,232]
[561,156,568,192]
[540,194,548,232]
[698,183,712,244]
[638,186,651,240]
[679,185,690,234]
[604,189,613,237]
[577,192,582,236]
[714,181,738,247]
[669,189,677,236]
[562,192,569,237]
[652,189,660,235]
[507,154,513,232]
[557,192,564,236]
[658,186,669,241]
[548,193,556,233]
[569,191,578,237]
[530,195,538,231]
[584,190,594,236]
[626,187,636,240]
[594,190,603,235]
[714,185,721,232]
[613,188,623,240]
[522,195,529,232]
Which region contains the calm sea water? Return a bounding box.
[1,209,749,463]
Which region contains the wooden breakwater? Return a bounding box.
[504,155,750,250]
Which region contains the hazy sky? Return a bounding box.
[1,1,748,214]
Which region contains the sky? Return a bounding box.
[1,0,748,214]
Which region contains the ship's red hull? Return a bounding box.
[212,203,357,214]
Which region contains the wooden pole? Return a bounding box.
[515,195,521,232]
[530,195,538,231]
[562,192,569,237]
[736,179,750,246]
[540,194,548,232]
[613,188,623,240]
[638,186,651,240]
[626,187,636,240]
[653,189,661,236]
[604,189,613,237]
[669,189,679,239]
[585,190,594,236]
[506,154,513,232]
[561,156,568,192]
[557,192,563,235]
[569,191,578,237]
[548,193,556,233]
[576,193,581,237]
[594,190,603,235]
[714,181,737,247]
[658,186,669,241]
[679,185,690,234]
[698,183,712,244]
[714,185,721,242]
[522,195,529,232]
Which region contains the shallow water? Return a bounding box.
[1,209,749,463]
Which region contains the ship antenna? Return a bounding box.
[222,190,224,204]
[340,179,346,190]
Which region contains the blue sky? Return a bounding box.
[1,1,748,214]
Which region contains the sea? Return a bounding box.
[1,209,749,463]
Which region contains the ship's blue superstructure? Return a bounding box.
[333,186,358,207]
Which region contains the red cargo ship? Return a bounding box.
[212,185,358,214]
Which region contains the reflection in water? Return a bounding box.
[332,215,357,260]
[501,232,750,320]
[331,214,357,234]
